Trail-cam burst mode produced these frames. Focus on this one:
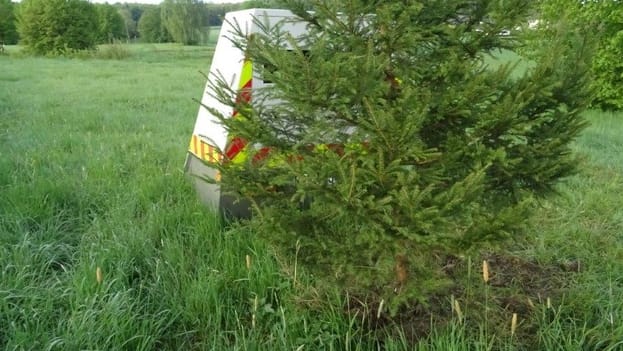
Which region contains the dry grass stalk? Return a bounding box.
[96,267,103,284]
[252,295,258,328]
[482,260,490,284]
[377,299,385,319]
[246,254,252,270]
[294,239,300,288]
[453,298,463,322]
[511,313,518,336]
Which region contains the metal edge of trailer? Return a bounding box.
[185,153,252,219]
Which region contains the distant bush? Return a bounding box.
[17,0,98,55]
[95,42,132,60]
[535,0,623,110]
[63,42,131,60]
[0,0,19,45]
[592,31,623,110]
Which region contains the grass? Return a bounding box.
[2,43,623,350]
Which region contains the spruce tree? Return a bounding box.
[207,0,590,309]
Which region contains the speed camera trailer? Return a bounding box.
[184,9,308,218]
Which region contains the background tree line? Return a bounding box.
[0,0,273,51]
[1,0,620,110]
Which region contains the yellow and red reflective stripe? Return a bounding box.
[189,134,222,163]
[239,59,253,89]
[225,59,253,162]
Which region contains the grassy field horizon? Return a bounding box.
[2,44,623,350]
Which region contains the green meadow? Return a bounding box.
[1,44,623,350]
